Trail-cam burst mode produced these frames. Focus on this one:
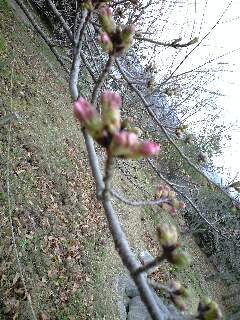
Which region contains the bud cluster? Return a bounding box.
[169,280,190,311]
[197,297,222,320]
[156,224,191,267]
[73,91,160,159]
[98,5,135,55]
[156,184,186,215]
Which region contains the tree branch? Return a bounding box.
[135,36,198,48]
[46,0,73,42]
[110,190,170,207]
[15,0,69,73]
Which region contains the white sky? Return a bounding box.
[199,0,240,181]
[141,0,240,182]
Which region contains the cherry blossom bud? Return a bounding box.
[170,207,177,215]
[101,90,122,109]
[162,189,169,198]
[116,24,135,54]
[168,191,176,199]
[170,248,191,267]
[172,296,187,311]
[98,32,113,53]
[157,184,164,192]
[109,131,139,158]
[120,24,135,43]
[138,141,160,157]
[198,298,222,320]
[179,201,186,209]
[156,184,164,197]
[160,203,173,212]
[73,97,96,123]
[171,199,180,209]
[170,280,190,298]
[169,280,190,310]
[73,97,102,138]
[99,5,116,34]
[156,224,178,247]
[100,91,121,133]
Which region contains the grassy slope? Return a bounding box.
[0,1,225,319]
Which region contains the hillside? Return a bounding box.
[0,1,228,319]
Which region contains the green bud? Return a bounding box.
[168,191,176,199]
[156,224,178,247]
[173,296,187,311]
[170,248,191,267]
[172,199,180,208]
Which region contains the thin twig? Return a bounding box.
[133,255,165,275]
[91,55,115,105]
[70,9,90,100]
[135,36,197,49]
[111,190,169,207]
[148,279,171,292]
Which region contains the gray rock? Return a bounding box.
[127,296,149,320]
[117,272,185,320]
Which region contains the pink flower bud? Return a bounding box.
[100,32,111,43]
[118,24,135,53]
[99,5,116,34]
[73,98,102,139]
[157,184,164,192]
[156,224,178,247]
[99,5,113,17]
[101,91,122,109]
[98,33,113,53]
[73,97,96,123]
[114,131,138,146]
[109,131,139,158]
[121,24,135,39]
[161,190,169,198]
[138,141,160,157]
[100,91,122,133]
[179,201,186,209]
[161,203,172,212]
[170,207,177,215]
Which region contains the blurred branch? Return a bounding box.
[111,189,170,206]
[46,0,73,42]
[15,0,69,73]
[135,36,198,48]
